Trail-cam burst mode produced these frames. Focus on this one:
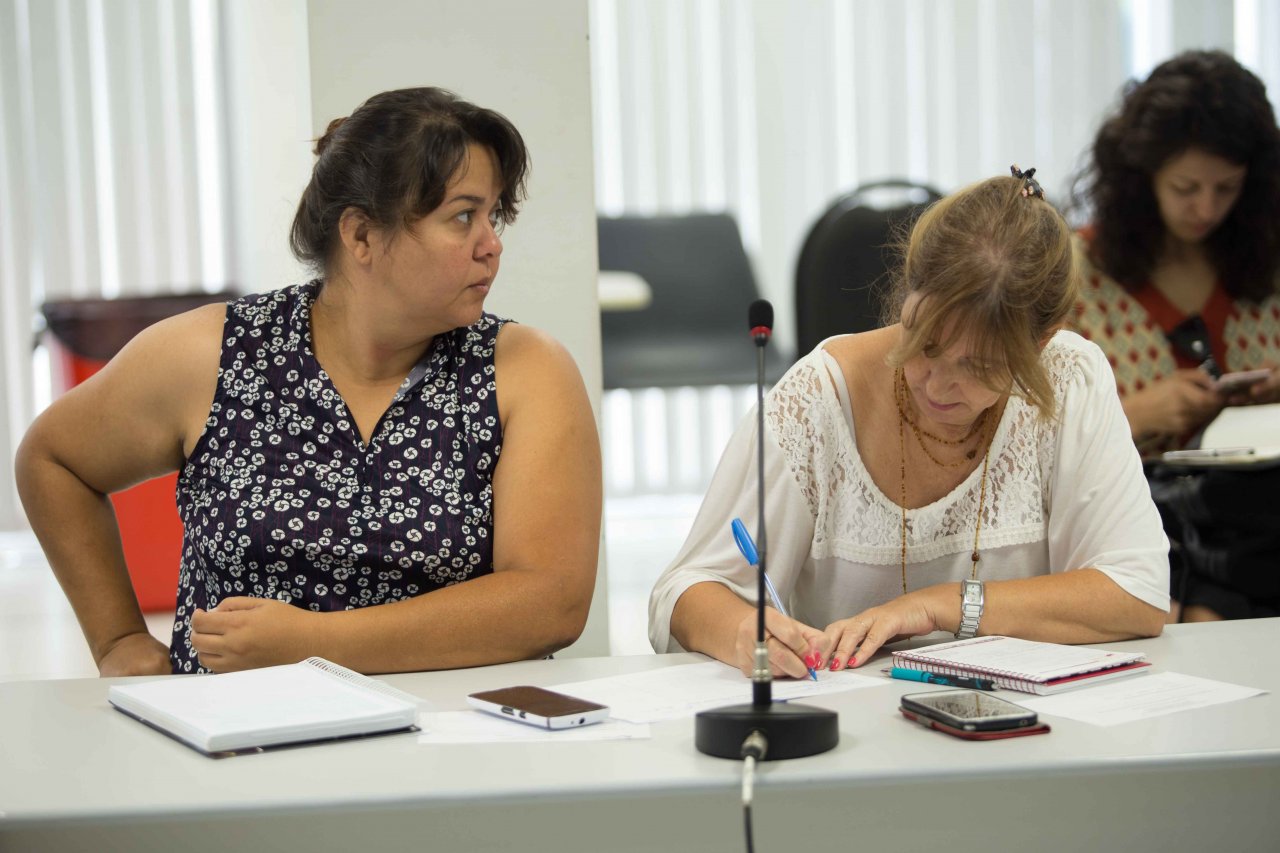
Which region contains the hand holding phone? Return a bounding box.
[467,686,610,730]
[899,689,1049,740]
[1214,368,1272,393]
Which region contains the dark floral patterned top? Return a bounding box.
[170,281,506,673]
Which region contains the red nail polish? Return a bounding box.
[848,657,857,668]
[830,658,842,671]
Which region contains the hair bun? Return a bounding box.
[314,117,347,156]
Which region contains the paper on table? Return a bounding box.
[416,711,650,744]
[1202,403,1280,449]
[548,660,886,723]
[1018,672,1265,727]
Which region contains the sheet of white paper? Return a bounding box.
[1202,403,1280,448]
[416,711,651,744]
[1018,671,1265,726]
[548,661,887,723]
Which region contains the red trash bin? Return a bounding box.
[41,292,235,612]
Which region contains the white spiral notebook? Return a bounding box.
[107,657,421,755]
[891,636,1150,695]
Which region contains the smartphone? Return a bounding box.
[466,686,610,730]
[900,708,1051,740]
[899,689,1038,732]
[1214,368,1272,393]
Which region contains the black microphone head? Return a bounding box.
[748,299,773,333]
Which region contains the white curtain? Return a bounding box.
[589,0,1277,358]
[0,0,230,529]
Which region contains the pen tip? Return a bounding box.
[809,669,818,681]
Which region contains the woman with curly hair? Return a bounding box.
[1069,50,1280,456]
[1070,51,1280,623]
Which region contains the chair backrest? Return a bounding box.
[598,213,787,389]
[794,180,942,356]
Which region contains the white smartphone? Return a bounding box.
[466,685,610,730]
[1214,368,1272,393]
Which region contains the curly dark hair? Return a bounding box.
[290,87,529,275]
[1068,50,1280,302]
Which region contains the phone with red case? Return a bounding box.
[900,689,1048,740]
[900,708,1050,740]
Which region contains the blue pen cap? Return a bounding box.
[731,518,759,565]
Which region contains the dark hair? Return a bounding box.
[885,174,1077,417]
[1068,50,1280,301]
[290,87,530,274]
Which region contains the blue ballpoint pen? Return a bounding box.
[731,517,818,681]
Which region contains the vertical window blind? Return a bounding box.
[0,0,230,529]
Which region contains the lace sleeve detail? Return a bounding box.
[763,355,848,521]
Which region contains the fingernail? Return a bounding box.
[829,658,843,671]
[848,657,857,668]
[804,651,819,668]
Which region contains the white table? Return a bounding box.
[2,618,1278,852]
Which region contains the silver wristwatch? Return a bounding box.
[956,579,984,639]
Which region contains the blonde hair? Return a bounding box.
[883,174,1078,417]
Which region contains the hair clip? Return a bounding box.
[1010,164,1045,199]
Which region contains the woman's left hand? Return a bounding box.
[822,594,939,670]
[190,597,315,672]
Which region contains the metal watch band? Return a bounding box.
[955,579,984,640]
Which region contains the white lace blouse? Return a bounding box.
[648,330,1170,653]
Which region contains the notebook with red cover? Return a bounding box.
[891,636,1150,695]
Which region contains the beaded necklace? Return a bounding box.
[894,369,991,594]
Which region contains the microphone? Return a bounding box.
[748,299,772,346]
[693,300,839,761]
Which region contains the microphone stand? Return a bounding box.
[694,311,839,761]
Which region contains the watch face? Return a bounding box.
[963,582,982,603]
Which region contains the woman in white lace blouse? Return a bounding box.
[649,170,1170,679]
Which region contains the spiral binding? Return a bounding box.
[304,657,428,709]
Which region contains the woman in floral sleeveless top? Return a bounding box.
[17,88,601,676]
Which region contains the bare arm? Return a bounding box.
[671,581,826,680]
[15,304,224,675]
[823,569,1166,670]
[191,323,603,673]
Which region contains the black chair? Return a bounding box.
[794,180,942,356]
[598,213,788,389]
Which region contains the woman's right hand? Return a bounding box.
[97,632,171,677]
[1123,369,1222,440]
[733,607,827,680]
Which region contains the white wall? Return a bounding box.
[223,0,313,295]
[305,0,608,657]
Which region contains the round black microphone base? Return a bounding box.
[695,702,838,760]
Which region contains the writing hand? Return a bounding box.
[98,631,171,677]
[191,597,314,673]
[733,607,828,680]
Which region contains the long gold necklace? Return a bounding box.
[897,385,992,595]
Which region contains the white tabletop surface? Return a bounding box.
[3,618,1278,852]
